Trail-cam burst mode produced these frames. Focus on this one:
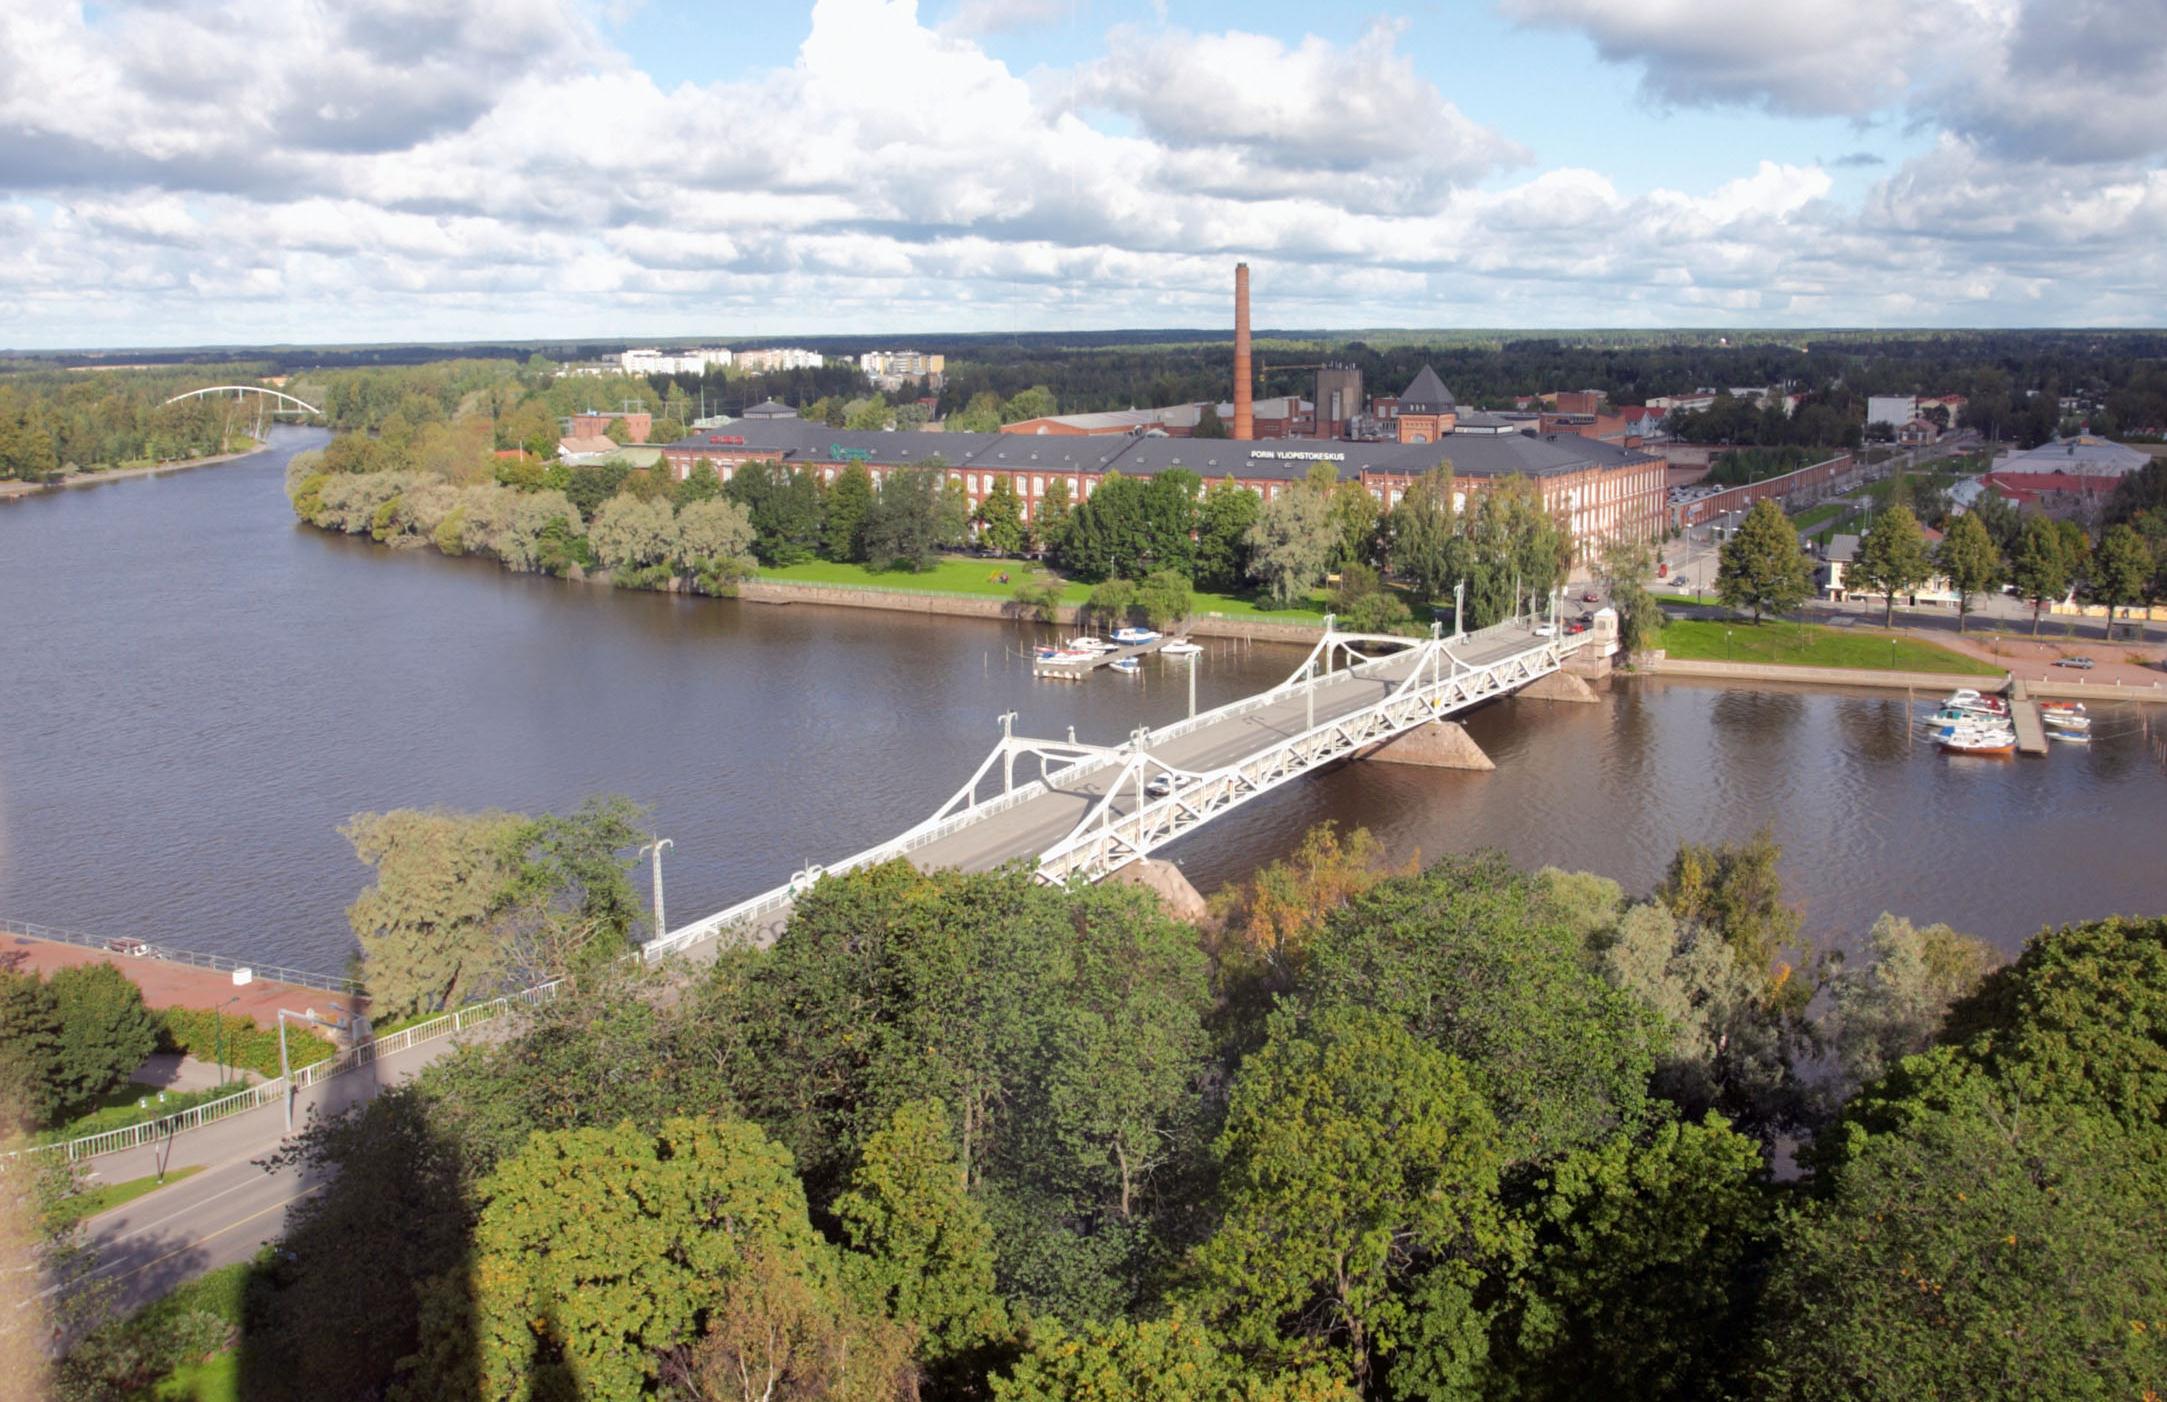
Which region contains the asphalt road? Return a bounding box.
[48,1027,469,1323]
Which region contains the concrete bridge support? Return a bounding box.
[1360,720,1495,771]
[1108,859,1211,922]
[1518,671,1601,704]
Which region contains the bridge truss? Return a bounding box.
[646,615,1581,960]
[162,385,323,417]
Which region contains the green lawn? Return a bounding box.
[1652,616,2003,675]
[1788,501,1852,534]
[53,1164,204,1229]
[755,556,1330,625]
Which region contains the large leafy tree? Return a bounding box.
[1715,499,1813,623]
[1386,467,1463,604]
[1757,1061,2167,1400]
[862,463,965,571]
[1826,913,1999,1095]
[976,475,1026,556]
[1933,510,2003,633]
[471,1116,838,1401]
[1327,479,1382,572]
[1188,1007,1512,1390]
[993,1309,1354,1401]
[2005,512,2071,634]
[47,964,158,1112]
[1296,852,1662,1160]
[1593,534,1659,655]
[1244,467,1338,606]
[587,493,679,575]
[836,1099,1009,1365]
[822,462,875,562]
[1848,504,1935,625]
[342,808,529,1017]
[1488,1115,1776,1402]
[1460,477,1568,626]
[724,461,824,566]
[1193,478,1260,593]
[0,971,64,1129]
[2090,521,2153,639]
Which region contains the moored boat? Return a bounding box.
[1939,729,2017,756]
[1110,656,1142,674]
[2042,711,2091,732]
[1160,640,1203,657]
[1110,626,1159,645]
[2047,727,2091,743]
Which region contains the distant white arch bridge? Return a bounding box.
[162,385,323,417]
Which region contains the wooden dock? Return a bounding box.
[2005,684,2050,755]
[1033,635,1173,679]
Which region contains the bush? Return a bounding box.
[157,1007,337,1080]
[49,964,159,1113]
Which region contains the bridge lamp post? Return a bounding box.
[1454,580,1466,639]
[638,837,674,943]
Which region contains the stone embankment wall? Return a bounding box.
[737,579,1325,644]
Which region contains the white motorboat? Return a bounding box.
[1110,626,1159,645]
[2042,711,2091,732]
[1066,636,1117,653]
[1110,656,1141,674]
[1160,640,1203,657]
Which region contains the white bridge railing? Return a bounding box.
[647,618,1571,958]
[7,981,559,1166]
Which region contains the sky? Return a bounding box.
[2,0,2164,348]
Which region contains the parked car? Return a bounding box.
[1581,590,1602,603]
[2055,656,2096,670]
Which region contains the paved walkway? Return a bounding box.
[0,934,353,1030]
[51,1028,477,1322]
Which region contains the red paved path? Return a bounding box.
[0,934,356,1029]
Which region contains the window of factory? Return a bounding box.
[1033,475,1044,496]
[966,473,978,493]
[1068,476,1079,495]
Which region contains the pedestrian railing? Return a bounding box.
[0,917,361,996]
[6,980,560,1166]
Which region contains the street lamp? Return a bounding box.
[275,1007,342,1135]
[638,835,674,941]
[213,994,241,1086]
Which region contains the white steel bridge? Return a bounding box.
[646,608,1600,960]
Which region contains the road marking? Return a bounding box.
[90,1182,325,1290]
[93,1166,284,1245]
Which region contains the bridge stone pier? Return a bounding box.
[649,606,1607,961]
[1517,670,1601,703]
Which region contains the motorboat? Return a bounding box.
[1110,626,1159,645]
[2041,710,2091,732]
[2041,700,2087,715]
[1943,690,2007,714]
[1938,728,2017,756]
[1160,639,1203,657]
[1110,656,1142,674]
[1066,636,1117,653]
[2047,728,2092,743]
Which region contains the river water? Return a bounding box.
[1,429,2160,973]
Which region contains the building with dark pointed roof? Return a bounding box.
[1395,365,1458,444]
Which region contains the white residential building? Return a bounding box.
[620,347,734,376]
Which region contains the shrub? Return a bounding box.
[157,1007,337,1080]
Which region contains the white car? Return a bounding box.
[1145,775,1173,798]
[1533,623,1558,637]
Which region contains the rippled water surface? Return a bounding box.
[2,429,2161,972]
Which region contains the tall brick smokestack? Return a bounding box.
[1233,262,1253,441]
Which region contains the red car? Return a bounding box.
[1581,590,1601,603]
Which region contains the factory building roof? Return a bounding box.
[1398,366,1456,413]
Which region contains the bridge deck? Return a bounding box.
[909,623,1551,876]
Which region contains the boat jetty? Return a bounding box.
[1032,627,1185,679]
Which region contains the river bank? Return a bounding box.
[738,577,1329,643]
[0,441,267,499]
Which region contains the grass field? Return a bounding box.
[1652,615,2003,675]
[54,1164,203,1229]
[1788,501,1853,534]
[755,556,1331,624]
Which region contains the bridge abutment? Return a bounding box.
[1360,719,1495,771]
[1108,859,1211,922]
[1518,670,1601,704]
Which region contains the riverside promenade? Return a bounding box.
[0,925,356,1029]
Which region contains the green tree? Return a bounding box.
[342,808,528,1018]
[1193,479,1261,594]
[1297,852,1661,1160]
[587,493,679,576]
[836,1098,1008,1363]
[862,464,964,571]
[1192,403,1229,439]
[994,1308,1354,1401]
[999,385,1057,424]
[0,971,64,1129]
[1715,499,1814,623]
[823,462,874,562]
[1757,1064,2166,1400]
[1385,467,1462,604]
[1134,569,1193,630]
[1037,475,1072,556]
[672,462,721,507]
[948,391,1004,434]
[473,1116,836,1401]
[1489,1115,1775,1401]
[977,475,1026,556]
[1827,913,1999,1094]
[1655,828,1807,1008]
[1593,534,1658,655]
[2006,513,2072,634]
[1086,577,1138,627]
[2091,521,2152,639]
[846,395,893,432]
[1933,510,2003,633]
[1244,468,1338,606]
[602,416,633,446]
[1188,1007,1511,1388]
[674,497,758,592]
[1327,480,1382,572]
[48,964,158,1113]
[1849,504,1935,626]
[499,794,648,957]
[650,416,685,445]
[725,461,825,566]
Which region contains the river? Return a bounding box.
[1,428,2159,973]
